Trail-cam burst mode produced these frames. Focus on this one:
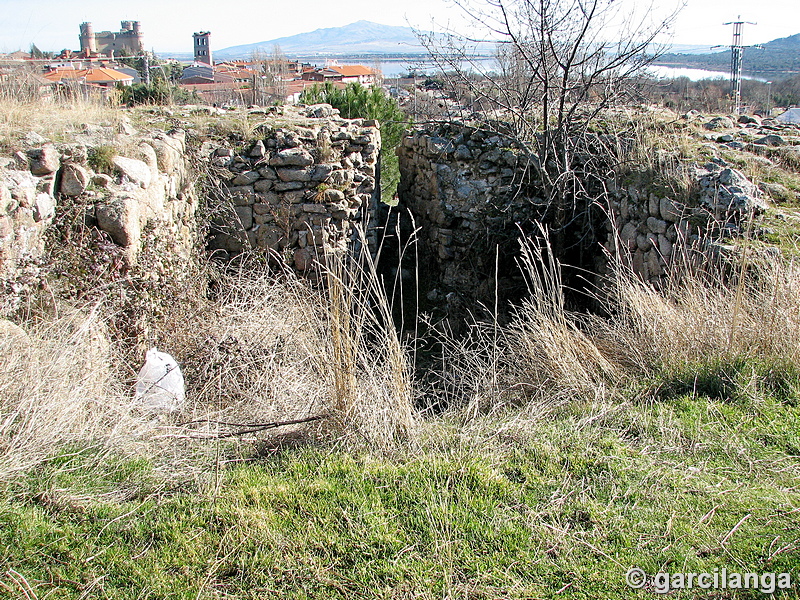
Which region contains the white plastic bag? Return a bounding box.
[134,348,185,413]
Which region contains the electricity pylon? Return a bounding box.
[715,16,761,114]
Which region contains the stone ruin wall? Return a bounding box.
[1,105,782,320]
[602,162,768,286]
[0,125,196,287]
[395,123,544,315]
[201,104,381,277]
[396,122,772,311]
[0,104,382,309]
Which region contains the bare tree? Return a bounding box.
[251,45,289,106]
[417,0,682,232]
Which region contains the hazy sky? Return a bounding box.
[0,0,797,54]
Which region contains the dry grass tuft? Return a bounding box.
[430,225,800,423]
[600,250,800,376]
[0,240,415,484]
[0,305,147,482]
[0,97,122,148]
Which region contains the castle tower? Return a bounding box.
[79,22,97,56]
[193,31,212,65]
[130,21,144,52]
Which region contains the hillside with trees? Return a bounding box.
[655,32,800,79]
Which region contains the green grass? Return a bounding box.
[1,385,799,599]
[87,145,117,175]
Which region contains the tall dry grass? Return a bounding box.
[0,94,122,148]
[167,248,414,448]
[0,240,415,483]
[599,250,800,378]
[323,241,414,444]
[0,306,146,482]
[430,228,800,420]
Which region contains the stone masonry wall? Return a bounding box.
[201,104,381,277]
[0,122,196,289]
[397,118,773,310]
[602,160,767,286]
[396,123,543,314]
[0,103,381,310]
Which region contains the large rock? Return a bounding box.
[60,163,90,196]
[718,168,757,194]
[148,135,183,174]
[703,116,735,131]
[660,197,683,222]
[754,134,787,147]
[33,193,55,222]
[0,319,30,358]
[232,170,260,186]
[96,194,141,247]
[269,148,314,167]
[28,145,60,176]
[112,156,152,189]
[233,206,253,230]
[293,247,316,271]
[277,168,312,182]
[255,224,287,250]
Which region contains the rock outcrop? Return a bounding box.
[0,126,197,303]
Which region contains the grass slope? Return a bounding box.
[1,387,798,599]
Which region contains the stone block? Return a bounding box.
[233,206,253,230]
[28,145,60,175]
[33,193,54,222]
[660,197,683,222]
[270,148,314,167]
[112,156,151,189]
[232,170,260,186]
[60,163,90,196]
[646,216,668,234]
[96,194,140,247]
[648,194,660,217]
[274,181,305,192]
[277,168,312,182]
[254,179,273,192]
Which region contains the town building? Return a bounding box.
[42,66,134,88]
[328,64,377,86]
[300,68,344,83]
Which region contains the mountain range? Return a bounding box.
[167,20,799,79]
[214,21,433,59]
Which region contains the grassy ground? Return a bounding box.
[1,386,798,599]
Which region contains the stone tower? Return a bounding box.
[193,32,212,65]
[79,22,97,56]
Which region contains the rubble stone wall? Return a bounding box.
[0,126,197,285]
[201,104,381,276]
[0,104,382,306]
[395,123,544,313]
[602,162,768,286]
[397,120,774,307]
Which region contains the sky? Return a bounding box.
[0,0,797,54]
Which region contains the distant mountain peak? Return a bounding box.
[215,21,429,58]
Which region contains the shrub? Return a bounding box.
[300,82,410,198]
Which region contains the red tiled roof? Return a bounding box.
[179,82,249,91]
[43,67,133,84]
[329,65,374,77]
[285,80,346,95]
